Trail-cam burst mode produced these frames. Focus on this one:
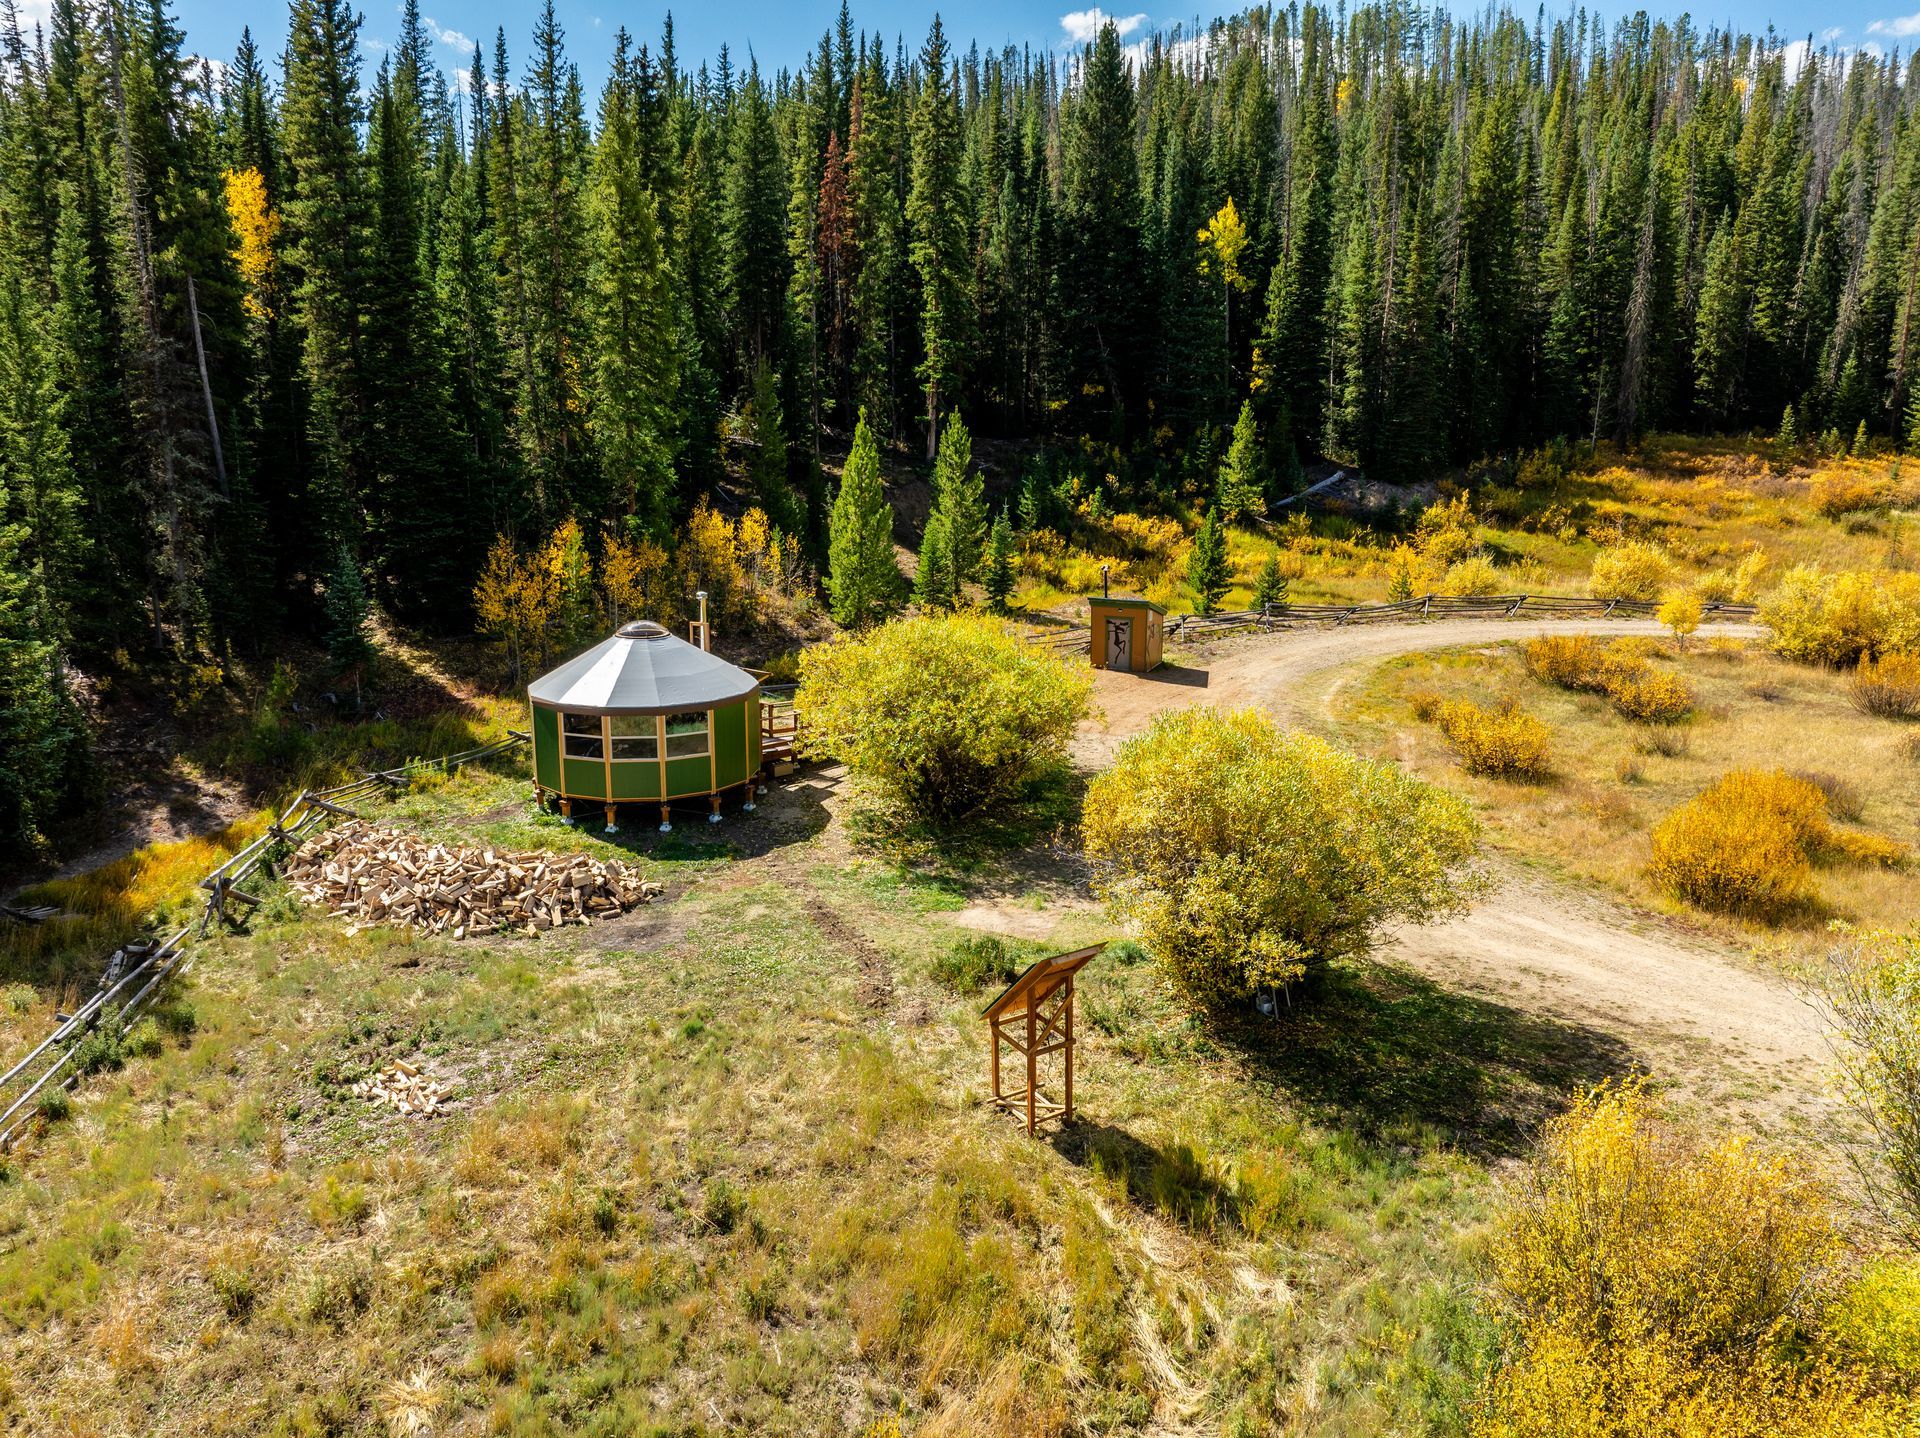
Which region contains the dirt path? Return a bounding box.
[1074,617,1764,765]
[1062,618,1829,1127]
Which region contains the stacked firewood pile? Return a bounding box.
[352,1060,450,1117]
[285,821,662,937]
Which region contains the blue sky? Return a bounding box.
[23,0,1920,85]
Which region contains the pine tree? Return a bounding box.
[913,508,955,610]
[927,413,986,580]
[848,66,904,441]
[322,548,374,705]
[722,61,788,373]
[364,63,468,625]
[1387,553,1415,603]
[1060,21,1143,436]
[747,359,800,532]
[282,0,373,552]
[1693,219,1745,424]
[589,31,680,534]
[513,1,595,518]
[0,238,90,858]
[906,18,968,456]
[983,507,1015,613]
[827,410,898,627]
[1216,401,1265,521]
[1251,548,1289,611]
[1776,403,1801,452]
[1187,507,1229,616]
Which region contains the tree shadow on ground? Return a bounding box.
[1049,1120,1239,1230]
[1216,959,1640,1160]
[1132,664,1210,690]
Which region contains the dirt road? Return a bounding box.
[1060,617,1829,1127]
[1074,616,1764,765]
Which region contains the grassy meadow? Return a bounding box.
[1339,636,1920,951]
[0,755,1674,1435]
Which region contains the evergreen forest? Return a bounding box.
[5,0,1920,856]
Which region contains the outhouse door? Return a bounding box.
[1105,618,1132,671]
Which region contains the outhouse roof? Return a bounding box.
[528,621,760,714]
[1087,594,1168,615]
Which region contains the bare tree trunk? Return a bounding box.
[188,276,229,497]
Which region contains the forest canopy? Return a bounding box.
[4,0,1920,856]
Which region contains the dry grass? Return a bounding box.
[1347,639,1920,944]
[0,765,1519,1436]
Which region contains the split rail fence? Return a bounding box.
[0,733,528,1151]
[1025,593,1758,656]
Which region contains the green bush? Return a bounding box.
[795,614,1093,828]
[929,934,1032,994]
[1083,708,1483,1010]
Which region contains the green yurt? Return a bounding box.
[528,617,764,833]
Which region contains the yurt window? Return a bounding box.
[562,712,604,759]
[664,711,711,759]
[609,715,658,761]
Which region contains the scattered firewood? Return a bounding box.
[285,821,662,937]
[352,1060,451,1117]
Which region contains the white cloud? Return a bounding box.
[423,15,473,49]
[1821,26,1844,40]
[1059,8,1149,46]
[1867,10,1920,36]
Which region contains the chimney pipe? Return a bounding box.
[1100,563,1110,598]
[696,590,710,651]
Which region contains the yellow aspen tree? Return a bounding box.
[222,166,280,320]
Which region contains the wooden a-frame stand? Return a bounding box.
[982,943,1104,1134]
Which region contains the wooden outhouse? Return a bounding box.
[1085,595,1165,672]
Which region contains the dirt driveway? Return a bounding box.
[1059,617,1830,1129]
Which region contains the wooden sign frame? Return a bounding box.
[981,943,1104,1134]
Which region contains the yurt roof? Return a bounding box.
[528,621,760,714]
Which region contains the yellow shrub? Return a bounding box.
[1477,1329,1908,1438]
[1850,651,1920,720]
[1093,510,1185,561]
[1435,700,1552,779]
[1493,1084,1836,1352]
[1693,548,1768,605]
[1649,771,1830,917]
[1660,588,1704,643]
[1829,1258,1920,1377]
[1822,828,1909,869]
[1083,708,1483,1007]
[1809,467,1886,518]
[1473,1086,1905,1438]
[1523,634,1606,689]
[795,614,1093,828]
[1761,566,1920,666]
[1524,635,1695,722]
[1443,554,1504,596]
[1606,667,1696,724]
[1415,492,1480,566]
[1589,540,1673,601]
